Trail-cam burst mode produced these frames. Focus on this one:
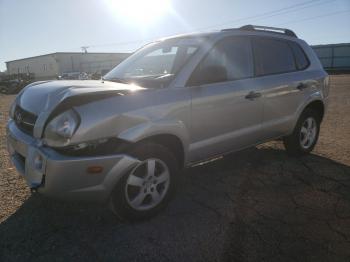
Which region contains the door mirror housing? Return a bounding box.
[189,65,228,86]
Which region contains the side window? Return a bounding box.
[253,38,296,76]
[223,38,254,80]
[188,37,253,86]
[289,41,309,70]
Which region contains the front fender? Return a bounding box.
[118,119,190,160]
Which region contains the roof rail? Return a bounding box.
[221,25,297,38]
[239,25,297,38]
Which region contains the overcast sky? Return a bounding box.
[0,0,350,71]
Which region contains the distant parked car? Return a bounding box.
[0,79,19,94]
[59,72,81,80]
[78,72,89,80]
[1,73,35,94]
[91,72,102,80]
[59,72,90,80]
[7,25,329,221]
[0,79,32,94]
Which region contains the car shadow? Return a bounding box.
[1,145,350,261]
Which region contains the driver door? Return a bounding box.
[188,37,264,162]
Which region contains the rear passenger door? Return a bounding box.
[252,37,311,139]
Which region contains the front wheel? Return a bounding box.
[109,142,179,221]
[283,109,321,156]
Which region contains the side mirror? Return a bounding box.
[162,46,172,53]
[189,65,228,86]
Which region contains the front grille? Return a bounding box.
[14,106,37,136]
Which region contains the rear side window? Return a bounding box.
[253,38,296,76]
[289,41,309,70]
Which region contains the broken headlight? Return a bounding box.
[43,109,80,147]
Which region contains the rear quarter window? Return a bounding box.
[253,38,296,76]
[288,41,310,70]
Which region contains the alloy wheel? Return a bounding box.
[299,117,317,149]
[125,158,170,211]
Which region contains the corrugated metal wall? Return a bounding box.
[6,53,130,80]
[312,43,350,71]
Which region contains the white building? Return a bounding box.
[6,52,130,80]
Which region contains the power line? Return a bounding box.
[278,9,350,26]
[237,0,336,26]
[84,0,343,50]
[196,0,327,31]
[84,0,325,49]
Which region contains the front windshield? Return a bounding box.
[104,38,200,88]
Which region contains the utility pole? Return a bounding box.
[81,46,89,53]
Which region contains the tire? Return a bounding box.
[109,142,179,221]
[283,109,321,156]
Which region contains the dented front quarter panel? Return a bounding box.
[71,87,191,161]
[15,80,146,137]
[15,80,191,162]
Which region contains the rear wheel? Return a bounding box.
[109,142,179,221]
[283,109,321,156]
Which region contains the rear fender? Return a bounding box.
[290,92,325,133]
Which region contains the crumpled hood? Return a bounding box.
[18,80,146,115]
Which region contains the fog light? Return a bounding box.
[34,154,43,171]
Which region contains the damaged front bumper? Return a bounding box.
[6,120,139,203]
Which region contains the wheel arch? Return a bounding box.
[117,121,189,168]
[133,134,185,168]
[300,99,325,122]
[288,98,325,136]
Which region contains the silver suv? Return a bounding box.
[7,25,329,220]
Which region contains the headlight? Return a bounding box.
[44,110,80,147]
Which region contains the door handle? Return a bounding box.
[296,83,307,90]
[245,91,262,100]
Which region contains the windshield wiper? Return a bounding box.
[102,77,129,84]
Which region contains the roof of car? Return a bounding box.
[160,25,299,42]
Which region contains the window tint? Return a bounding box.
[289,41,309,70]
[223,38,254,80]
[125,46,178,76]
[188,37,253,86]
[253,38,296,76]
